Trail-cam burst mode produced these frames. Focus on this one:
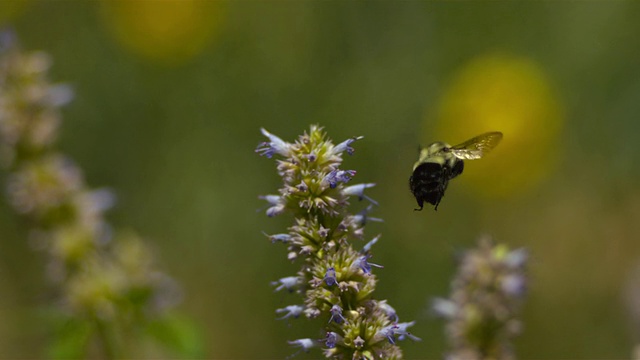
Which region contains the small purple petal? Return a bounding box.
[361,235,381,253]
[288,338,316,352]
[276,305,304,320]
[325,332,341,349]
[324,267,337,286]
[328,304,345,324]
[271,276,301,292]
[378,300,398,322]
[378,322,420,345]
[353,206,384,226]
[266,204,285,217]
[333,136,364,156]
[263,232,292,243]
[259,194,281,205]
[306,152,317,162]
[256,128,291,158]
[343,183,378,205]
[353,336,365,348]
[352,254,383,275]
[322,169,356,189]
[259,195,286,217]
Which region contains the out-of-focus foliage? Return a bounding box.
[0,1,639,359]
[433,236,528,360]
[0,34,203,359]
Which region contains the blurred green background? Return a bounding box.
[2,1,640,358]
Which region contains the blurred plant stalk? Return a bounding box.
[257,125,419,359]
[432,236,528,360]
[0,31,190,358]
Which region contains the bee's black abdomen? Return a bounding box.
[410,162,447,210]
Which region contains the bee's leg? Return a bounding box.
[414,198,424,211]
[434,181,447,211]
[450,160,464,179]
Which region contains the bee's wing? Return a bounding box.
[448,132,503,160]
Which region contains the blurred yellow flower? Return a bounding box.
[429,53,564,198]
[100,0,224,65]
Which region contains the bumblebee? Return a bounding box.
[409,132,503,211]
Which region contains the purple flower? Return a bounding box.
[276,305,304,320]
[263,232,292,244]
[332,136,364,156]
[361,235,381,253]
[305,152,317,162]
[259,195,285,217]
[353,206,383,226]
[353,336,365,349]
[288,338,316,352]
[325,332,341,349]
[379,325,397,345]
[256,128,292,158]
[343,183,378,205]
[394,321,421,342]
[322,169,356,189]
[377,322,421,345]
[296,181,308,192]
[328,304,345,324]
[352,254,383,275]
[324,267,337,286]
[317,225,329,239]
[271,276,302,292]
[378,300,398,322]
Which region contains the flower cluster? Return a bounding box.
[0,32,181,357]
[432,236,528,360]
[258,126,418,359]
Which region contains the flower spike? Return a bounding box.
[257,126,415,359]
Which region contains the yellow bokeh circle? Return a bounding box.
[429,53,564,198]
[100,0,224,65]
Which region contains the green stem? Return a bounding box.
[94,318,119,360]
